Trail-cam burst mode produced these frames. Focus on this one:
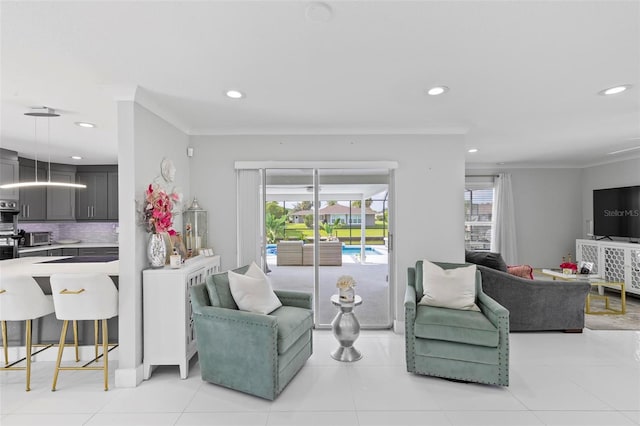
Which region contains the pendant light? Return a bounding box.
[0,107,86,189]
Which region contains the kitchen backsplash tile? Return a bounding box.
[19,222,119,244]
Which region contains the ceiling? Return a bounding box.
[1,1,639,167]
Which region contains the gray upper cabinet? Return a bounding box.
[76,166,118,221]
[107,171,118,220]
[76,172,109,220]
[46,166,76,221]
[18,163,47,221]
[0,149,19,201]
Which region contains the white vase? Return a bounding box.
[147,233,167,268]
[339,287,355,303]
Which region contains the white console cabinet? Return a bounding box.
[143,255,220,379]
[576,239,640,296]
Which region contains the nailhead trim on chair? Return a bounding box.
[197,312,276,328]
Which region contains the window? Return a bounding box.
[464,177,495,251]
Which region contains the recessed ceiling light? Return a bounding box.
[427,86,449,96]
[225,90,244,99]
[70,156,83,160]
[468,148,478,153]
[598,84,632,96]
[74,121,96,128]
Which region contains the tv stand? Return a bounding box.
[576,239,640,296]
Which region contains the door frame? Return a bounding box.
[236,160,398,328]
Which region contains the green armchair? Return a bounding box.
[405,261,509,386]
[189,265,313,400]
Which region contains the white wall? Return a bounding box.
[581,157,640,240]
[189,134,466,326]
[116,102,190,387]
[467,168,583,267]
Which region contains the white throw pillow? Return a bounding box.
[419,261,480,311]
[228,262,282,314]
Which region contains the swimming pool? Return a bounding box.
[266,244,384,256]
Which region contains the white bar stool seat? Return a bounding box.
[0,275,55,391]
[50,273,118,391]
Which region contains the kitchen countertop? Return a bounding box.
[19,242,118,254]
[1,256,119,277]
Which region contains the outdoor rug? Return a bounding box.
[585,290,640,331]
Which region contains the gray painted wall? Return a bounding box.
[188,134,466,327]
[509,169,583,267]
[116,101,189,387]
[468,158,639,268]
[466,168,583,268]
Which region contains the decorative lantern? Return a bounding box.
[183,197,208,256]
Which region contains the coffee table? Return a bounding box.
[541,269,626,315]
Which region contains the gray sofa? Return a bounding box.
[466,252,590,332]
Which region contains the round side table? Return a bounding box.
[330,294,363,362]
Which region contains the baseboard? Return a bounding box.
[115,364,144,388]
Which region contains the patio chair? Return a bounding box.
[276,240,303,266]
[302,241,342,266]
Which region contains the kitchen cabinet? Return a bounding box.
[19,250,48,257]
[107,171,118,220]
[18,163,47,221]
[19,248,61,257]
[78,247,119,256]
[19,245,118,258]
[143,255,220,379]
[76,166,118,221]
[46,166,76,221]
[0,149,19,201]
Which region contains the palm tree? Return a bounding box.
[265,213,287,243]
[321,218,342,240]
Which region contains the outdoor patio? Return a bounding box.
[266,246,391,327]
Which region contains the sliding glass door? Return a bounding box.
[263,167,392,328]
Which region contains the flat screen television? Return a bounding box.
[593,185,640,239]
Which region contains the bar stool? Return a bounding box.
[0,275,55,391]
[50,273,118,391]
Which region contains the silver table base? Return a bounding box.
[330,294,363,362]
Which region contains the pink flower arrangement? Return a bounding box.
[143,184,180,234]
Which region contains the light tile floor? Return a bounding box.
[1,330,639,426]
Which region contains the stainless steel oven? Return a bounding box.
[0,199,20,260]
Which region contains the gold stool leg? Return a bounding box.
[102,319,108,391]
[25,319,32,392]
[1,320,7,366]
[94,320,99,361]
[73,320,79,362]
[52,320,69,391]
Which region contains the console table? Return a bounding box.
[576,239,640,296]
[142,255,220,379]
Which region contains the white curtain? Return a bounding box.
[236,169,264,267]
[491,173,518,265]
